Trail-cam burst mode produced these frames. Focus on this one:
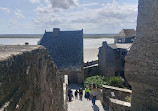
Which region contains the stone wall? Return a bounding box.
[60,69,84,83]
[84,65,98,79]
[109,98,131,111]
[102,85,132,107]
[0,45,64,111]
[125,0,158,111]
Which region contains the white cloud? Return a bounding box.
[31,0,138,33]
[34,4,53,14]
[29,0,40,3]
[79,3,99,8]
[14,9,25,19]
[0,7,10,14]
[49,0,78,9]
[66,1,138,33]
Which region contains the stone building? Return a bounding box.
[39,28,84,83]
[125,0,158,110]
[98,41,132,77]
[114,29,136,44]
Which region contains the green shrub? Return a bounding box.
[84,75,125,89]
[125,96,131,103]
[84,75,107,88]
[107,77,124,88]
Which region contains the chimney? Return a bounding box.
[53,28,60,36]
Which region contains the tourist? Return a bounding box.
[68,88,73,102]
[79,88,83,101]
[74,90,79,99]
[91,84,98,105]
[85,85,90,100]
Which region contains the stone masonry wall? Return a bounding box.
[60,70,84,84]
[109,98,131,111]
[98,42,116,77]
[0,45,64,111]
[125,0,158,110]
[102,85,132,107]
[84,65,98,79]
[98,42,126,77]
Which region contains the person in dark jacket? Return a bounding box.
[79,88,83,101]
[68,88,73,102]
[74,90,79,99]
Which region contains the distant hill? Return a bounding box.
[0,34,116,39]
[0,34,43,38]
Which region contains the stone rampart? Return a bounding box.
[0,45,64,111]
[102,85,131,108]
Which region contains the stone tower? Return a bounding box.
[125,0,158,111]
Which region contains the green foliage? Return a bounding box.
[107,77,124,88]
[84,75,106,88]
[84,75,125,89]
[125,96,131,103]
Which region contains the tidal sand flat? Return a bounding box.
[84,48,99,62]
[0,34,114,62]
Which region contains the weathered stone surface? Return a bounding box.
[98,42,116,77]
[0,45,64,111]
[109,98,131,111]
[125,0,158,110]
[84,64,98,79]
[98,42,127,77]
[102,85,132,107]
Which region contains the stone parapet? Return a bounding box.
[102,85,132,108]
[0,45,64,111]
[109,98,131,111]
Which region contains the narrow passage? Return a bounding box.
[68,84,106,111]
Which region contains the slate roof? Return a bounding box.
[117,29,136,38]
[39,28,83,71]
[108,43,132,50]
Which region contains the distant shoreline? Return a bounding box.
[0,34,116,39]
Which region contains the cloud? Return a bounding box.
[34,4,53,14]
[29,0,40,3]
[79,3,99,8]
[0,7,10,14]
[67,1,138,33]
[14,9,25,19]
[49,0,78,9]
[31,0,138,33]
